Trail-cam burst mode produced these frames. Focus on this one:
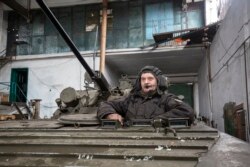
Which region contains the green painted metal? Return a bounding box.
[168,83,194,107]
[10,68,28,103]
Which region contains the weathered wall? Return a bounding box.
[199,0,250,140]
[198,51,212,121]
[0,53,100,118]
[104,62,120,88]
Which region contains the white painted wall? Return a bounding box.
[104,63,120,88]
[205,0,219,25]
[198,52,212,121]
[0,53,101,118]
[199,0,250,141]
[205,0,231,25]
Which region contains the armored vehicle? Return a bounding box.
[0,0,249,167]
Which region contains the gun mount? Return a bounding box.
[53,74,133,119]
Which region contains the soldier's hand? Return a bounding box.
[105,113,124,125]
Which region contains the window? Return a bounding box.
[85,8,113,32]
[145,2,174,40]
[85,9,99,32]
[100,9,113,29]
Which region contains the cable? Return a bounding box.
[40,104,58,108]
[31,58,74,69]
[211,36,250,81]
[30,69,60,93]
[218,19,250,63]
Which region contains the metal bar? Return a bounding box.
[244,40,250,141]
[0,0,29,21]
[24,103,33,119]
[93,26,99,71]
[13,103,27,120]
[13,82,28,102]
[0,82,10,87]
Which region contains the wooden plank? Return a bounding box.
[0,115,15,121]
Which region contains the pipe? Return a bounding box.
[100,0,108,73]
[244,40,250,141]
[93,26,99,71]
[205,44,213,126]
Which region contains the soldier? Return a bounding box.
[97,66,194,125]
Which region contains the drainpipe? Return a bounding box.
[193,82,199,118]
[244,40,250,142]
[100,0,108,73]
[205,43,213,127]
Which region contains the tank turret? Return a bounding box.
[53,75,133,119]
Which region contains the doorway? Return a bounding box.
[10,68,28,102]
[168,83,194,107]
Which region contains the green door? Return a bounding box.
[10,68,28,102]
[168,83,193,107]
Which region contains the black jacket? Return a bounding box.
[97,92,194,123]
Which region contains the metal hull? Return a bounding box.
[0,120,249,166]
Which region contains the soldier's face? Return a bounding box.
[140,72,157,94]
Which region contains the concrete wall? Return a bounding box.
[205,0,220,25]
[104,63,120,88]
[198,52,212,121]
[0,53,102,118]
[199,0,250,141]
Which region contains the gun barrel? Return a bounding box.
[36,0,109,93]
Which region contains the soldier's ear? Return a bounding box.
[131,77,141,93]
[158,75,169,91]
